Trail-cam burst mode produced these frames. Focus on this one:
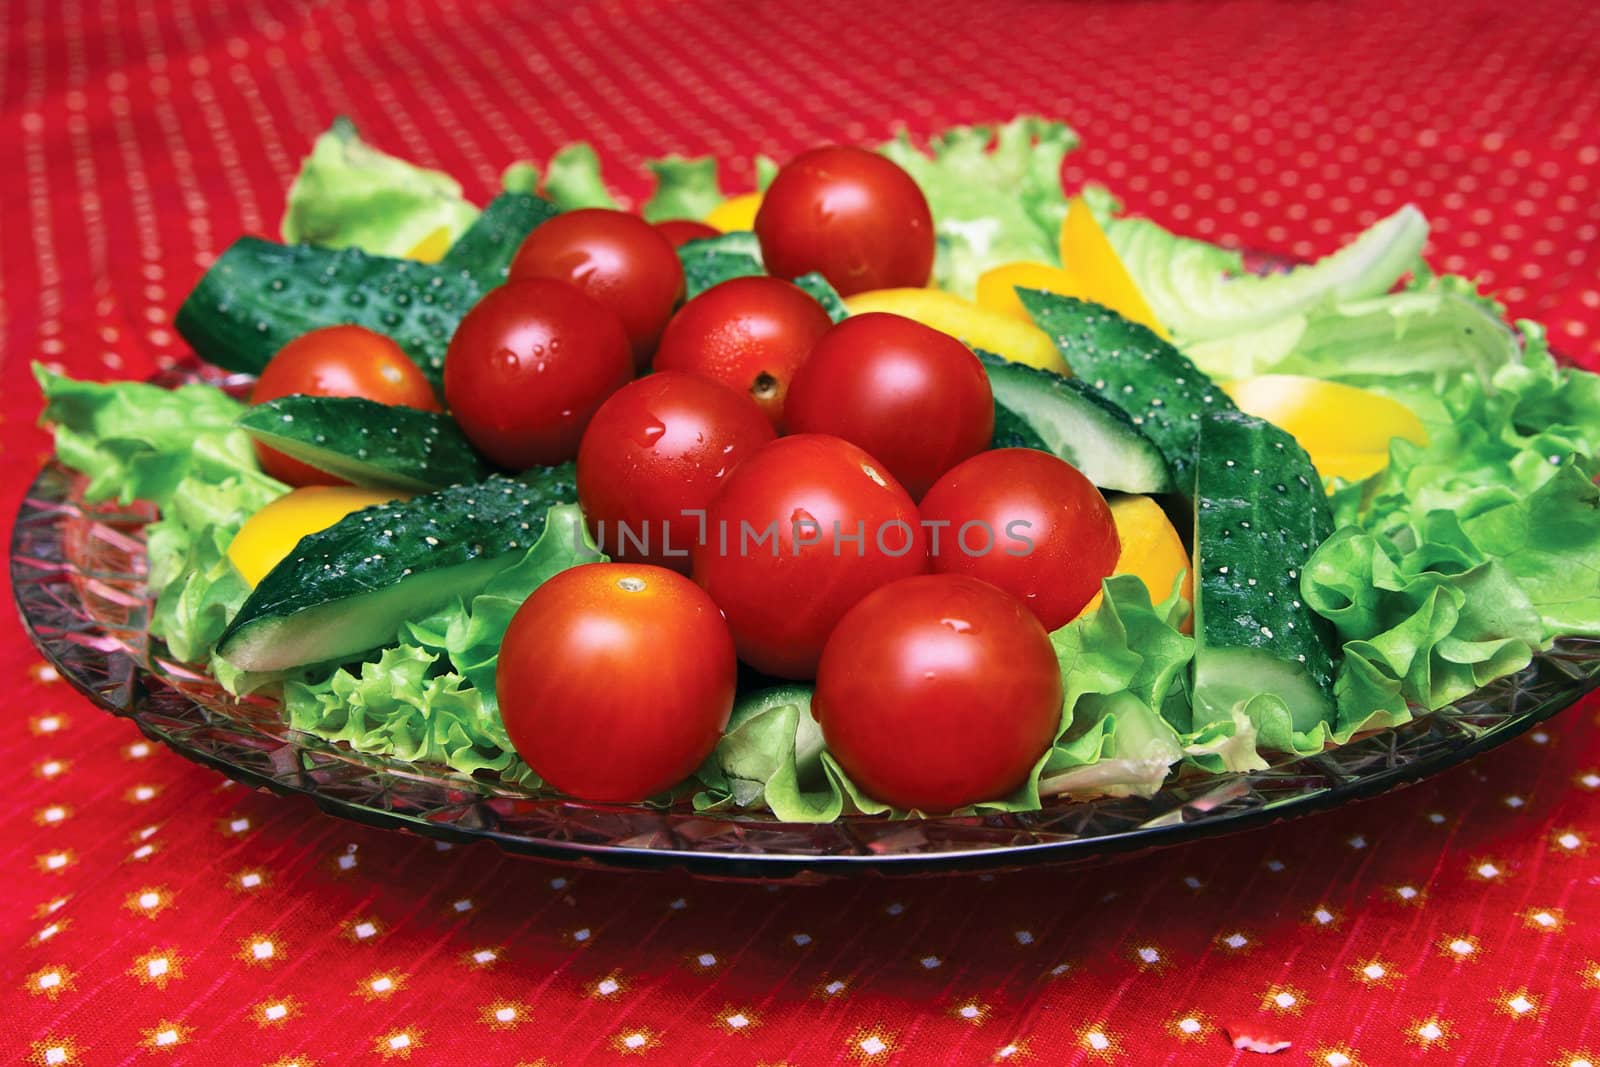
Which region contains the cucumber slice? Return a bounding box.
[217,468,577,671]
[977,351,1175,493]
[990,400,1049,451]
[439,191,559,289]
[174,237,483,390]
[792,273,849,322]
[1017,290,1236,484]
[1190,410,1339,733]
[678,231,763,299]
[237,396,489,492]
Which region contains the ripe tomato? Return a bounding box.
[653,218,720,248]
[653,276,833,429]
[250,324,439,486]
[507,208,685,368]
[443,279,632,468]
[754,145,934,296]
[918,449,1120,631]
[577,371,776,572]
[785,313,994,499]
[497,563,736,803]
[814,573,1063,811]
[692,434,928,679]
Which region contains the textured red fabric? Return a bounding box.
[4,1,1600,1064]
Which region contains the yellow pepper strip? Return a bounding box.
[1078,495,1193,633]
[227,486,403,587]
[703,192,761,232]
[843,288,1069,375]
[975,262,1085,323]
[1220,375,1429,483]
[1057,196,1171,339]
[404,225,453,264]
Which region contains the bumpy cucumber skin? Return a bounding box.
[791,273,850,322]
[218,468,577,666]
[976,349,1175,492]
[678,232,764,299]
[237,395,489,491]
[1017,290,1236,483]
[440,192,559,289]
[174,237,483,389]
[1193,410,1339,712]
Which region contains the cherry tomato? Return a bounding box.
[443,279,632,468]
[692,434,928,679]
[754,145,934,296]
[577,372,776,572]
[785,313,994,499]
[653,276,833,429]
[250,324,438,486]
[507,208,685,368]
[918,448,1120,631]
[814,573,1063,811]
[497,563,736,803]
[654,218,720,248]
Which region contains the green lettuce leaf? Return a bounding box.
[641,157,723,221]
[878,117,1080,297]
[281,117,480,257]
[1117,205,1428,342]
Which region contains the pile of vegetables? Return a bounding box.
[36,115,1600,818]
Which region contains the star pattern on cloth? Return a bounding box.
[1495,987,1543,1020]
[478,998,529,1030]
[251,995,303,1028]
[611,1027,659,1056]
[140,1020,193,1053]
[1165,1012,1213,1042]
[1405,1015,1457,1049]
[845,1027,898,1061]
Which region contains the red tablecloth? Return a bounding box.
[5,1,1600,1064]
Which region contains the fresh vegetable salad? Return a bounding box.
[35,116,1600,819]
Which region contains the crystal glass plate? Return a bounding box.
[13,370,1600,882]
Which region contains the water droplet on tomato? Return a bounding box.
[631,416,667,448]
[939,617,973,634]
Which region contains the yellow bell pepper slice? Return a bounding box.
[1057,196,1171,339]
[227,486,403,587]
[704,192,762,232]
[843,288,1069,376]
[1220,375,1428,482]
[1078,495,1193,633]
[974,262,1085,323]
[404,225,453,264]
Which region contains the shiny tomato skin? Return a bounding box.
[443,279,633,469]
[497,563,736,803]
[692,434,929,679]
[918,448,1120,631]
[785,312,994,499]
[507,208,685,368]
[250,324,439,486]
[653,275,834,429]
[654,218,720,248]
[814,573,1063,811]
[754,145,934,296]
[577,371,776,572]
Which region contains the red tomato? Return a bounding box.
[692,434,928,679]
[250,324,438,486]
[577,371,776,572]
[918,449,1120,631]
[814,573,1063,811]
[507,208,685,368]
[652,276,833,429]
[654,218,720,248]
[443,279,632,468]
[754,146,934,296]
[497,563,736,803]
[785,313,994,499]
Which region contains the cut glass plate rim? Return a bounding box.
[13,349,1600,880]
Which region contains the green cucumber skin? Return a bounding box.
[791,273,850,322]
[990,400,1050,451]
[1017,290,1236,484]
[440,192,559,289]
[218,468,576,671]
[678,231,764,299]
[1192,410,1339,725]
[976,350,1176,493]
[174,237,483,390]
[237,395,489,492]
